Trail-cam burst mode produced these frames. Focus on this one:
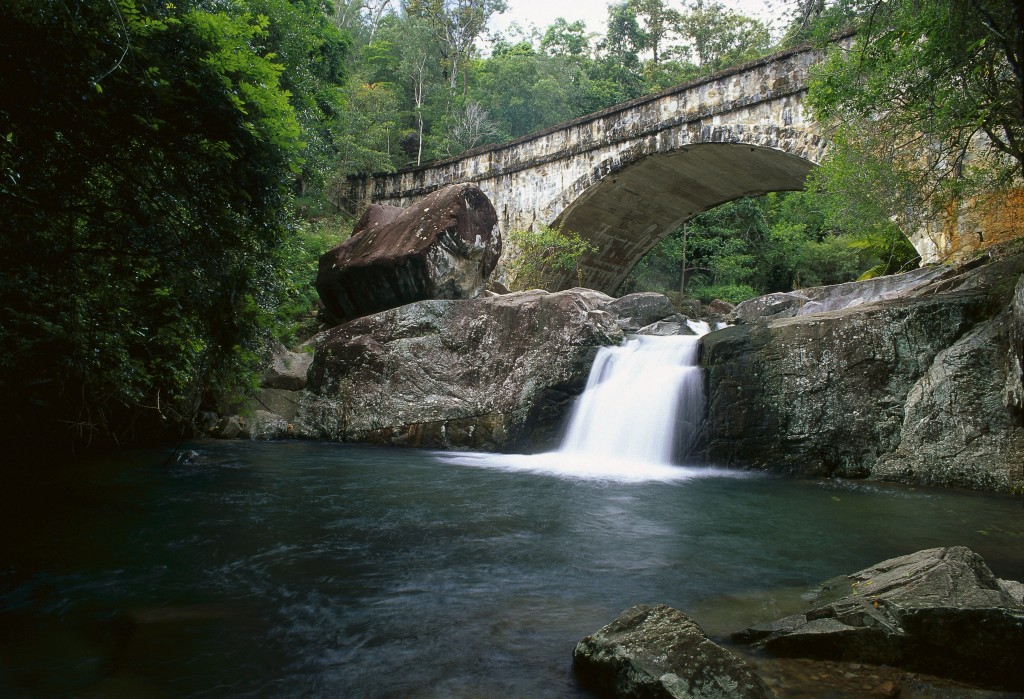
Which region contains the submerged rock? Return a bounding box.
[573,604,776,699]
[701,252,1024,491]
[315,183,501,324]
[732,546,1024,691]
[294,288,622,450]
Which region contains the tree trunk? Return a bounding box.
[679,221,688,293]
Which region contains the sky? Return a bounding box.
[488,0,779,39]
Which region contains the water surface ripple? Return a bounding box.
[1,441,1021,698]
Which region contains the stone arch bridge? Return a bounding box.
[341,37,854,294]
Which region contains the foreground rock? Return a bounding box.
[573,604,775,699]
[732,547,1024,692]
[315,183,501,324]
[701,251,1024,491]
[294,288,622,450]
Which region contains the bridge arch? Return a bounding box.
[547,139,819,292]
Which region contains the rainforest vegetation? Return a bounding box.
[1,0,1020,448]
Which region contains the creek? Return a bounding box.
[2,440,1022,697]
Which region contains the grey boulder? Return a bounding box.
[732,546,1024,691]
[573,604,775,699]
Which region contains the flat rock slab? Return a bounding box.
[573,604,776,698]
[732,546,1024,691]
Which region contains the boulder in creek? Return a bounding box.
[732,546,1024,691]
[606,292,677,331]
[315,183,501,324]
[700,251,1024,491]
[261,343,313,391]
[573,604,776,699]
[293,288,622,450]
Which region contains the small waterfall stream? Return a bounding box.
[559,322,710,466]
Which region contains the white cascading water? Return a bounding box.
[441,320,738,481]
[558,320,710,465]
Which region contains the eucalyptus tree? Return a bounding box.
[403,0,508,90]
[628,0,682,64]
[540,18,592,58]
[331,0,395,42]
[676,0,771,73]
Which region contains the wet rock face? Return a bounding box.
[294,288,622,451]
[315,183,501,324]
[1006,273,1024,412]
[701,253,1024,491]
[573,604,776,699]
[732,547,1024,692]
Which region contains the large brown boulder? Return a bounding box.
[316,183,501,324]
[732,547,1024,691]
[573,604,775,699]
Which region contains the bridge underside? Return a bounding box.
[547,143,815,293]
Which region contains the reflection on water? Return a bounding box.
[1,440,1021,698]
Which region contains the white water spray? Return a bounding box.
[558,322,709,466]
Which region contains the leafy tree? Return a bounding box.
[246,0,351,195]
[331,0,396,43]
[0,0,306,448]
[505,225,597,290]
[632,0,683,64]
[403,0,508,90]
[469,40,583,139]
[676,0,771,74]
[807,0,1023,257]
[540,18,591,58]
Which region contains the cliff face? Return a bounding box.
[701,252,1024,491]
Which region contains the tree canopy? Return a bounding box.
[0,0,341,448]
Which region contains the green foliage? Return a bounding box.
[686,283,759,304]
[505,225,598,290]
[807,0,1023,234]
[622,191,897,303]
[0,0,307,447]
[273,219,352,346]
[469,41,582,140]
[245,0,351,192]
[676,0,771,74]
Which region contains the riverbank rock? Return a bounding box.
[701,251,1024,491]
[732,547,1024,691]
[261,344,313,391]
[573,604,776,699]
[293,288,622,450]
[315,183,501,324]
[607,292,677,331]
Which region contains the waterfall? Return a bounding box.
[442,321,725,482]
[559,323,708,466]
